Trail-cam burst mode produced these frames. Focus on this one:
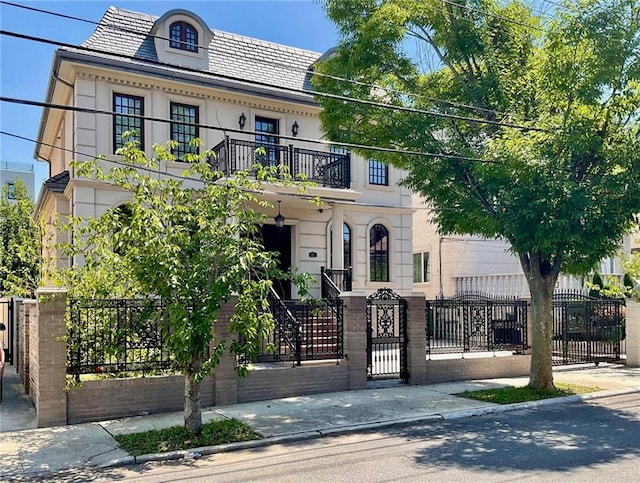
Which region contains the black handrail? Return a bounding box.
[267,287,302,366]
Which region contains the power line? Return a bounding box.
[0,31,547,133]
[0,29,546,133]
[0,0,537,122]
[0,1,528,121]
[0,129,441,216]
[0,95,501,164]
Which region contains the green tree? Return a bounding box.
[315,0,640,388]
[0,178,41,297]
[58,139,315,433]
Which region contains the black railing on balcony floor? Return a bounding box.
[212,137,351,189]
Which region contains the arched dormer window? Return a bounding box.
[170,21,198,52]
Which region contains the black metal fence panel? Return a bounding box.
[552,293,625,365]
[0,298,14,365]
[67,299,173,378]
[256,297,344,364]
[426,295,528,355]
[366,288,408,382]
[212,137,351,188]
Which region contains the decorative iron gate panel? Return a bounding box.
[552,293,625,365]
[366,288,407,382]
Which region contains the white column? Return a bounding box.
[331,204,344,270]
[626,300,640,367]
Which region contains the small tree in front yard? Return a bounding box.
[57,138,315,433]
[0,178,41,297]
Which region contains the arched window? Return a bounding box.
[170,21,198,52]
[369,224,389,282]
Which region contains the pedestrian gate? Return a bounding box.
[366,288,407,382]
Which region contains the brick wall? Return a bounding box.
[425,355,531,384]
[67,375,214,424]
[237,363,349,403]
[33,288,68,427]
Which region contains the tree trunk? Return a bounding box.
[184,355,203,434]
[520,253,560,389]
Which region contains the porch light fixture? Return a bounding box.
[274,200,285,228]
[291,121,299,137]
[239,113,247,130]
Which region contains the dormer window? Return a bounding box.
[170,21,198,52]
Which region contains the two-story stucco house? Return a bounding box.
[33,6,415,299]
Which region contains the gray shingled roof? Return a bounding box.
[79,6,321,92]
[43,170,69,194]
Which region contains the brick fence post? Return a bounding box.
[404,293,427,385]
[626,299,639,367]
[213,299,238,406]
[33,287,67,427]
[340,293,367,391]
[19,300,36,393]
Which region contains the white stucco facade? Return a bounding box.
[34,7,415,297]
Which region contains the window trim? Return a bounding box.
[169,21,198,53]
[170,102,200,160]
[113,93,145,153]
[368,159,388,186]
[413,251,431,283]
[369,223,389,282]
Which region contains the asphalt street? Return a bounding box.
[30,393,640,483]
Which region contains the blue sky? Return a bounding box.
[0,1,338,189]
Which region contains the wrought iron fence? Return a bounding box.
[426,294,528,355]
[320,267,352,301]
[552,293,625,365]
[211,137,351,188]
[256,295,344,364]
[67,298,173,379]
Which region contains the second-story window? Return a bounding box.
[113,93,144,152]
[255,116,280,166]
[368,159,388,186]
[6,182,16,200]
[170,21,198,52]
[170,102,199,160]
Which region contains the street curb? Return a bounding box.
[101,387,640,469]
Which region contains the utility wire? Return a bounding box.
[0,29,546,133]
[2,0,556,124]
[0,0,536,122]
[0,129,440,216]
[0,95,501,164]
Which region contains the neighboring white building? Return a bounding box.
[33,6,415,298]
[1,161,35,201]
[412,194,630,298]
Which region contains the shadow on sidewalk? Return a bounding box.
[0,364,37,432]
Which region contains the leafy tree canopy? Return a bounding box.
[0,178,41,297]
[55,138,316,432]
[315,0,640,388]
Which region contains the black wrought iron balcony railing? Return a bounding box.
[211,136,351,189]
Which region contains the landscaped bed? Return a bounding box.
[114,418,261,456]
[457,383,601,405]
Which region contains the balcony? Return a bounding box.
[211,137,351,189]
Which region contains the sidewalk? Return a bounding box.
[1,363,639,480]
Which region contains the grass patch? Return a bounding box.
[457,382,602,405]
[114,418,261,456]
